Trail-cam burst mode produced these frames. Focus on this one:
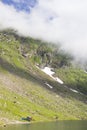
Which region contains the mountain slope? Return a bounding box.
[0,30,87,125]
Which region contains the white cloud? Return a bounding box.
[0,0,87,61]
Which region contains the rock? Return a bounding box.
[3,124,6,127]
[21,116,32,122]
[13,101,16,104]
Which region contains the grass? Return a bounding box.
[0,69,87,124]
[56,67,87,94]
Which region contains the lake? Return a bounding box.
[1,121,87,130]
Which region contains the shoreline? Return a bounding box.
[0,119,57,127]
[0,120,30,127]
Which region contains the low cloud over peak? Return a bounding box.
[0,0,87,61]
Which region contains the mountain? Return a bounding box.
[0,29,87,125]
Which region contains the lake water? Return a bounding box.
[1,121,87,130]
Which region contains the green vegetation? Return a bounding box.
[0,30,87,125]
[56,67,87,94]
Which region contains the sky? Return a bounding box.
[2,0,36,12]
[0,0,87,62]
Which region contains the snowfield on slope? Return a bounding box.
[36,66,81,94]
[41,67,64,84]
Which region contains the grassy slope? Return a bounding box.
[0,31,87,125]
[56,67,87,94]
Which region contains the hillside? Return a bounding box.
[0,30,87,125]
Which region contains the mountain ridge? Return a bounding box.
[0,30,87,125]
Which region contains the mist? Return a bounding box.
[0,0,87,62]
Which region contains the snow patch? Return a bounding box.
[70,88,79,93]
[41,67,64,84]
[55,77,64,84]
[41,67,55,76]
[36,66,85,95]
[45,82,53,89]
